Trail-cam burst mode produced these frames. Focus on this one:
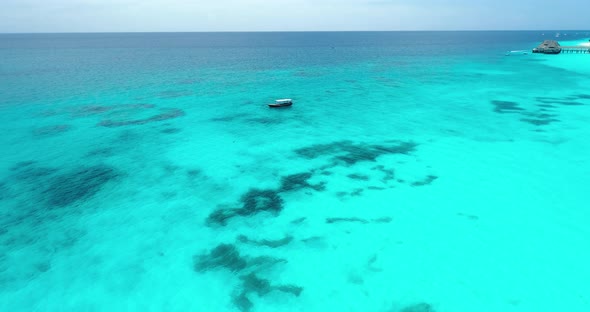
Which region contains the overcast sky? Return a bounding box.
[1,0,589,33]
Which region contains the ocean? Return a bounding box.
[1,31,590,311]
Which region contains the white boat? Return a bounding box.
[268,99,292,108]
[505,50,529,56]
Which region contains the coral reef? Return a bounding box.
[400,303,435,312]
[491,100,523,113]
[206,189,284,226]
[99,108,185,127]
[279,172,325,192]
[237,235,293,248]
[43,165,118,207]
[295,140,416,167]
[411,175,438,186]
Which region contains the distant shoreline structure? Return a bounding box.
[532,39,590,54]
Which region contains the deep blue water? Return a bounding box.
[1,31,582,49]
[2,31,588,105]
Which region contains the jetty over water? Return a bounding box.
[559,46,590,54]
[532,40,590,54]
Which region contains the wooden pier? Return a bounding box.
[560,46,590,54]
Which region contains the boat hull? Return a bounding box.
[268,103,292,108]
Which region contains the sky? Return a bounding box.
[1,0,589,33]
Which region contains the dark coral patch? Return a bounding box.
[326,217,392,224]
[233,273,303,312]
[533,112,558,119]
[72,105,113,116]
[295,140,416,167]
[494,96,585,129]
[246,255,287,271]
[232,292,253,312]
[99,108,185,127]
[401,303,435,312]
[206,209,237,226]
[326,217,369,224]
[241,273,272,296]
[300,236,324,245]
[373,217,393,223]
[194,244,247,272]
[491,100,523,114]
[279,173,312,192]
[86,148,115,157]
[350,188,364,196]
[246,117,284,125]
[70,105,114,117]
[279,173,325,192]
[411,175,438,187]
[43,165,118,207]
[71,104,155,117]
[6,164,60,203]
[457,212,479,220]
[158,90,193,99]
[336,191,348,198]
[161,128,181,134]
[210,113,250,123]
[12,165,58,182]
[242,273,303,297]
[161,163,180,174]
[334,143,416,166]
[520,111,559,126]
[557,101,583,106]
[536,97,584,106]
[576,94,590,99]
[206,189,284,226]
[367,254,383,272]
[347,173,370,181]
[291,217,306,224]
[239,189,283,216]
[295,142,342,158]
[32,125,71,137]
[554,101,583,106]
[335,188,365,198]
[520,118,558,126]
[0,182,7,200]
[186,169,203,178]
[35,262,51,273]
[194,244,287,275]
[237,235,294,248]
[10,161,36,171]
[372,165,395,182]
[275,284,304,296]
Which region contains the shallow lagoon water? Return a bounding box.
[1,31,590,311]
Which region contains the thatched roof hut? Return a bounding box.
[532,40,561,54]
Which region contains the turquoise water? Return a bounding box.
[1,31,590,311]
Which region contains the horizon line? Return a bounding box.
[1,29,589,35]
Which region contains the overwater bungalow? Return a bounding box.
[532,40,561,54]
